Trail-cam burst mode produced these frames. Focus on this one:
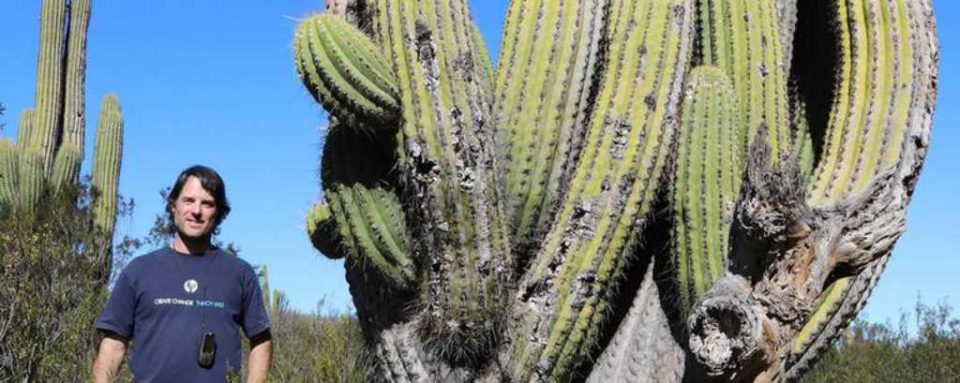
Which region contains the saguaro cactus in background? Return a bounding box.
[0,0,123,235]
[301,0,938,381]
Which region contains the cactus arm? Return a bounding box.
[671,66,741,314]
[493,0,607,257]
[320,125,413,289]
[784,0,938,378]
[295,14,400,129]
[701,0,791,156]
[18,149,45,213]
[686,0,937,377]
[32,0,68,175]
[0,139,18,207]
[90,94,123,235]
[16,109,35,152]
[52,144,82,192]
[505,0,694,379]
[62,0,90,160]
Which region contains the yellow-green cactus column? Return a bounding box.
[671,66,742,315]
[506,0,695,379]
[91,94,124,235]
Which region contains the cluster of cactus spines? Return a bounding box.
[671,65,741,315]
[493,0,606,254]
[295,14,400,129]
[698,0,791,157]
[300,0,938,380]
[90,94,124,234]
[320,124,414,289]
[1,0,124,240]
[506,0,694,379]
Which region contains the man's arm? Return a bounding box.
[92,331,128,383]
[246,330,273,383]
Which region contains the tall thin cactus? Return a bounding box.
[302,0,938,381]
[1,0,124,239]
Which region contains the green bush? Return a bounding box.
[0,183,118,381]
[262,299,369,382]
[804,301,960,383]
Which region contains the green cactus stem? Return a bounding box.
[785,0,939,377]
[16,109,34,152]
[494,0,607,257]
[362,0,512,363]
[18,148,45,213]
[61,0,91,172]
[671,65,741,315]
[698,0,791,157]
[507,0,694,379]
[808,0,928,205]
[52,144,82,192]
[295,13,400,129]
[320,124,413,289]
[0,139,17,206]
[32,0,68,175]
[91,94,123,235]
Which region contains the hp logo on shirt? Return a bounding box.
[184,279,199,294]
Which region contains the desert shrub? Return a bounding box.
[804,301,960,383]
[0,183,130,381]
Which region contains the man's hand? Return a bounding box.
[92,331,128,383]
[246,329,273,383]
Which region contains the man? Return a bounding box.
[92,165,272,382]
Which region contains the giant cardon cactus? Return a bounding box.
[0,0,123,236]
[300,0,938,380]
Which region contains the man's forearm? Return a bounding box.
[246,339,272,383]
[92,334,127,383]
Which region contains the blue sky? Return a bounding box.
[0,1,956,323]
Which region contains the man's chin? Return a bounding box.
[176,229,212,243]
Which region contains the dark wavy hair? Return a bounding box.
[165,165,231,234]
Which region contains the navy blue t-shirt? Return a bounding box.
[96,247,270,382]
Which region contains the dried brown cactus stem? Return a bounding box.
[688,142,908,381]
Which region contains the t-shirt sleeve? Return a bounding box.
[95,271,136,339]
[240,264,270,338]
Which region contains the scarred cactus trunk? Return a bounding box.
[301,0,939,381]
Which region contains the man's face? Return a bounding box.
[172,176,218,240]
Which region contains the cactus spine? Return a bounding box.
[300,0,938,380]
[671,65,741,314]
